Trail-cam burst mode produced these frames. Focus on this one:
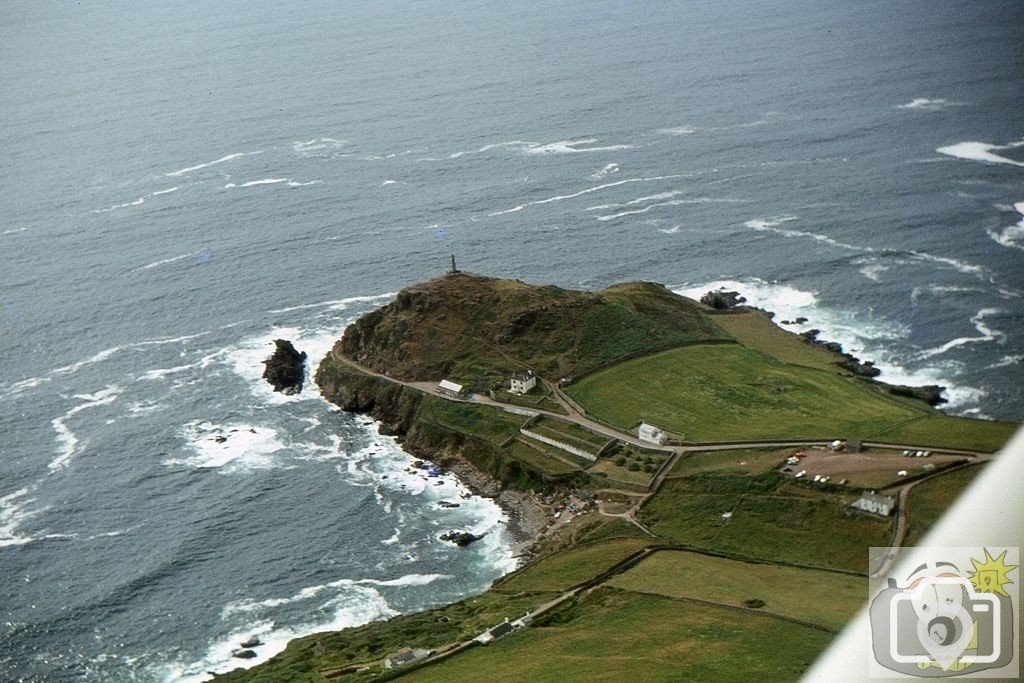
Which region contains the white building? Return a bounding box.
[851,492,895,516]
[437,379,465,398]
[638,421,668,445]
[509,371,537,395]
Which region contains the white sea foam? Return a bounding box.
[745,216,870,252]
[151,186,179,196]
[936,139,1024,168]
[451,138,631,160]
[292,138,348,155]
[266,292,396,315]
[657,119,769,136]
[672,278,987,410]
[3,333,209,398]
[92,196,146,213]
[590,163,620,179]
[595,197,744,222]
[744,216,999,287]
[659,225,683,235]
[487,174,684,217]
[918,308,1005,359]
[167,421,285,471]
[988,354,1023,369]
[132,252,200,272]
[1,227,27,236]
[0,487,46,548]
[381,179,399,186]
[657,125,699,136]
[49,386,121,472]
[986,202,1024,251]
[224,177,321,189]
[163,585,398,682]
[165,151,261,177]
[855,257,891,282]
[896,98,966,111]
[223,573,451,617]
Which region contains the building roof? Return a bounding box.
[511,371,534,380]
[438,379,463,393]
[488,621,514,638]
[856,492,895,506]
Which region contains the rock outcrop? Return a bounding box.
[887,384,947,407]
[441,531,483,547]
[262,339,306,395]
[700,289,746,310]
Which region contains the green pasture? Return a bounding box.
[903,464,987,546]
[567,344,930,442]
[607,550,865,630]
[495,538,650,593]
[404,588,833,683]
[640,473,889,572]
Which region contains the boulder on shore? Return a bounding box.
[262,339,306,395]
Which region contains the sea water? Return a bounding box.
[1,0,1021,679]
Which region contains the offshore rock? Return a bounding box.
[262,339,306,395]
[441,531,483,547]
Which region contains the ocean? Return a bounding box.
[1,0,1021,679]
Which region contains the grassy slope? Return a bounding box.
[708,310,844,371]
[903,464,987,546]
[566,344,927,441]
[494,538,649,594]
[259,277,1014,683]
[868,414,1016,452]
[606,550,864,630]
[404,588,830,683]
[338,273,728,383]
[639,472,888,572]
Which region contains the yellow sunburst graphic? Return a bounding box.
[967,548,1017,597]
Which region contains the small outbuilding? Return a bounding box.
[383,648,432,669]
[437,379,466,398]
[474,619,514,645]
[850,491,895,516]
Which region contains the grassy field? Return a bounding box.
[566,344,927,442]
[495,538,650,593]
[607,550,865,630]
[531,416,607,449]
[419,395,525,447]
[669,447,792,478]
[404,588,833,683]
[506,439,580,476]
[903,464,987,546]
[587,459,655,487]
[639,472,889,572]
[868,414,1017,453]
[709,310,844,372]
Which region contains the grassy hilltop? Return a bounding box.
[222,273,1017,683]
[337,272,729,383]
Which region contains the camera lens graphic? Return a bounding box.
[915,603,974,663]
[926,616,957,646]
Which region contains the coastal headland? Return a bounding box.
[217,272,1016,682]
